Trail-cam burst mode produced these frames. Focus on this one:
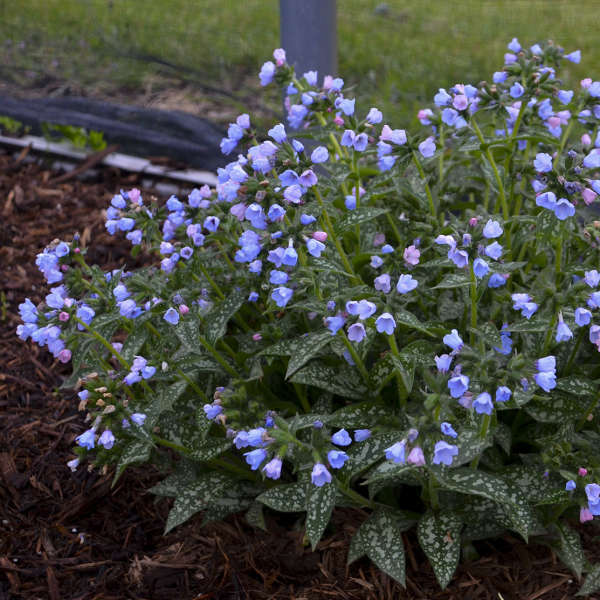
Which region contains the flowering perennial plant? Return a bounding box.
[17,40,600,591]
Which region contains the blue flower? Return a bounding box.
[259,61,275,86]
[356,300,376,320]
[473,392,493,415]
[331,429,352,446]
[307,239,326,257]
[325,314,345,335]
[234,431,250,449]
[271,287,293,308]
[448,247,468,268]
[585,270,600,288]
[558,90,574,105]
[553,198,575,220]
[311,463,332,487]
[375,313,396,335]
[508,37,521,52]
[536,356,556,372]
[98,430,115,450]
[248,291,259,302]
[432,441,458,466]
[311,146,329,164]
[385,441,406,463]
[566,480,576,491]
[473,258,489,278]
[482,219,503,239]
[18,298,38,323]
[354,429,371,442]
[204,404,223,420]
[203,216,220,232]
[440,422,458,438]
[163,308,180,325]
[263,457,282,480]
[496,386,512,403]
[565,50,581,64]
[555,316,573,342]
[510,82,524,98]
[269,270,289,285]
[443,329,463,351]
[76,429,96,450]
[484,242,503,260]
[131,413,147,426]
[435,354,452,373]
[418,137,436,158]
[301,214,316,225]
[338,98,355,116]
[396,274,418,294]
[585,483,600,515]
[575,307,592,326]
[244,448,267,470]
[488,273,507,288]
[282,245,298,266]
[374,273,391,293]
[448,374,469,398]
[493,71,508,83]
[328,450,349,469]
[366,107,383,124]
[534,371,557,392]
[268,123,287,143]
[347,323,366,342]
[534,153,553,172]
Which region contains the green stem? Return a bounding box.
[193,261,225,300]
[470,414,491,469]
[469,261,477,346]
[198,334,238,377]
[438,124,445,183]
[542,310,558,355]
[338,330,370,385]
[563,328,585,376]
[554,120,574,171]
[577,396,599,431]
[428,474,440,511]
[176,368,209,402]
[73,315,130,370]
[385,212,403,245]
[411,151,436,219]
[314,188,360,284]
[388,335,407,410]
[293,382,311,413]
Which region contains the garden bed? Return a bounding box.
[2,148,599,600]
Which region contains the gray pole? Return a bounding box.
[279,0,337,80]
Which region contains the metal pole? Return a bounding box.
[279,0,337,80]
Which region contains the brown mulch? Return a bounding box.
[1,147,600,600]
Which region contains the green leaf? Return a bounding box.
[453,427,493,466]
[121,326,150,363]
[346,432,399,476]
[553,522,584,579]
[190,438,232,461]
[370,353,414,396]
[557,376,597,398]
[148,460,197,498]
[204,288,246,345]
[113,440,152,485]
[347,524,367,564]
[506,318,550,333]
[257,482,307,512]
[365,459,417,485]
[360,509,406,586]
[92,312,122,339]
[306,480,336,549]
[164,472,231,533]
[500,466,567,505]
[147,379,189,427]
[417,511,462,589]
[334,206,389,235]
[290,364,368,400]
[433,468,533,540]
[245,501,268,532]
[472,322,502,350]
[394,309,437,337]
[398,339,436,367]
[577,563,600,596]
[536,209,561,243]
[432,273,470,289]
[309,256,353,279]
[174,317,201,351]
[494,423,512,454]
[285,331,333,379]
[326,402,392,428]
[525,392,587,423]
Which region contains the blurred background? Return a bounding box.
[0,0,594,131]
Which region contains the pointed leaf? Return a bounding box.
[394,309,437,337]
[417,511,462,589]
[306,480,336,549]
[361,509,406,586]
[554,522,584,579]
[371,353,414,396]
[577,563,600,596]
[347,524,367,565]
[333,206,389,235]
[290,364,368,399]
[204,288,246,345]
[257,482,307,512]
[326,402,392,428]
[121,326,150,363]
[246,501,268,532]
[557,376,597,398]
[190,438,232,462]
[432,273,470,289]
[113,440,152,485]
[285,331,333,379]
[346,432,399,476]
[433,468,533,540]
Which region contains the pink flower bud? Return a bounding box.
[407,447,426,466]
[373,233,386,247]
[582,133,592,146]
[333,116,344,127]
[179,304,189,315]
[546,116,561,129]
[580,507,594,523]
[579,467,588,477]
[469,217,479,227]
[403,245,421,266]
[581,78,592,89]
[252,333,262,341]
[582,188,597,206]
[312,231,328,242]
[61,264,69,272]
[59,311,70,322]
[57,349,72,363]
[74,248,81,253]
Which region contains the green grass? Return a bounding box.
[0,1,598,128]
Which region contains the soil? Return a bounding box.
[1,148,600,599]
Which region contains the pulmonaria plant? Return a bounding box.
[17,40,600,592]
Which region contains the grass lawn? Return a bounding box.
[0,1,597,127]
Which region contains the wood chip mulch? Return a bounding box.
[1,147,600,599]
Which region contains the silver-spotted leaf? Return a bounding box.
[306,480,336,549]
[204,288,246,345]
[417,511,462,589]
[257,482,307,512]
